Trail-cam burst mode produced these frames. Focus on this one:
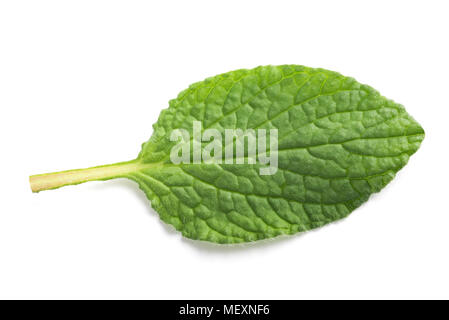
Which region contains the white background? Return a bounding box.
[0,0,448,299]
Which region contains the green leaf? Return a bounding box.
[30,65,425,244]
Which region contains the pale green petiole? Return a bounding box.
[29,160,159,193]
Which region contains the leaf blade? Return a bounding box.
[133,65,424,243]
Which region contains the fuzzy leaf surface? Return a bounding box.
[128,65,424,243]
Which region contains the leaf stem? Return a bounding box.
[29,159,143,193]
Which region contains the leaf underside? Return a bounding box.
[127,65,424,244]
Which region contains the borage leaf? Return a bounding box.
[30,65,425,244]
